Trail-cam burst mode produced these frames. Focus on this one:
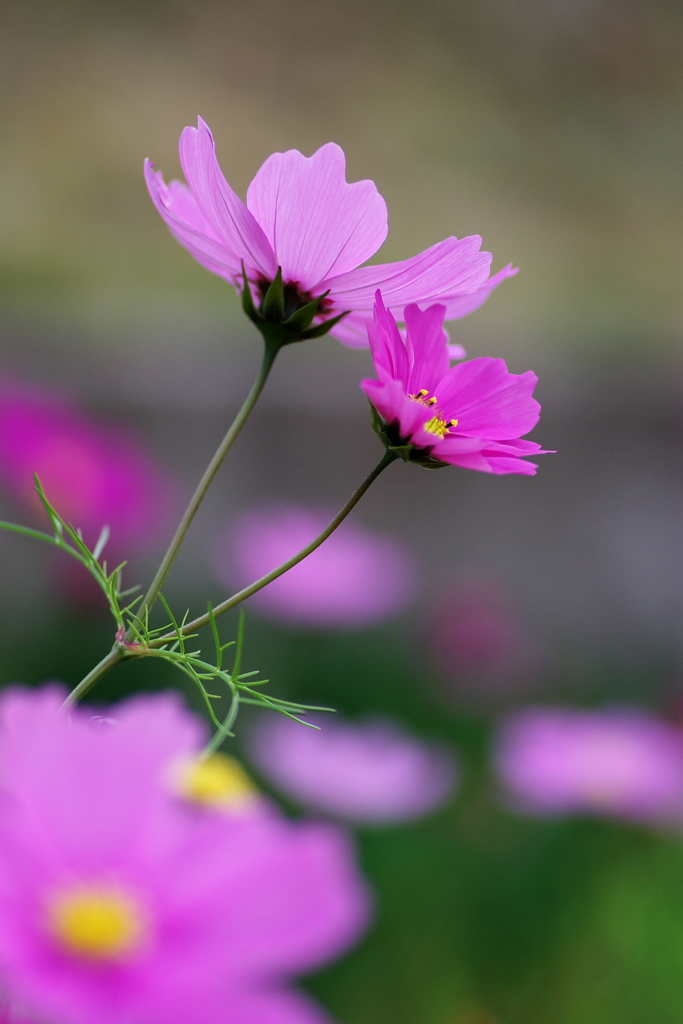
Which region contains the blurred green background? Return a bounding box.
[2,1,683,1021]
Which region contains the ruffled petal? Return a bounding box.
[246,144,387,291]
[368,292,410,383]
[482,455,539,475]
[325,235,491,307]
[179,119,277,279]
[323,243,516,346]
[145,162,243,283]
[436,436,542,474]
[403,303,450,395]
[436,358,540,439]
[442,264,519,320]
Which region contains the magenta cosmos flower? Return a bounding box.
[0,687,370,1024]
[494,706,683,824]
[247,713,458,825]
[361,293,547,474]
[144,117,516,347]
[215,504,416,628]
[0,381,176,555]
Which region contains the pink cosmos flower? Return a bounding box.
[247,713,458,825]
[494,706,683,824]
[144,117,517,347]
[430,578,542,705]
[0,381,176,555]
[361,293,547,474]
[0,687,370,1024]
[215,505,417,628]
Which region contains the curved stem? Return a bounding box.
[62,648,123,710]
[135,342,279,624]
[64,341,279,710]
[149,449,398,646]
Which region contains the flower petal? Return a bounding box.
[325,234,490,306]
[436,358,540,439]
[212,988,334,1024]
[403,303,450,395]
[323,243,516,346]
[145,162,242,282]
[217,821,371,978]
[179,118,277,279]
[482,455,539,475]
[442,264,519,320]
[437,436,541,474]
[360,378,434,442]
[367,292,410,383]
[246,143,387,291]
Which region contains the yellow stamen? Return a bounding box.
[48,886,142,960]
[177,753,257,809]
[409,389,459,437]
[424,416,450,438]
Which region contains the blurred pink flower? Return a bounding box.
[247,713,458,824]
[0,687,371,1024]
[145,118,517,347]
[215,505,417,628]
[494,706,683,824]
[0,382,176,555]
[430,579,542,705]
[362,293,548,474]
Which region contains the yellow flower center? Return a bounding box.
[178,753,257,809]
[409,389,458,438]
[47,886,143,960]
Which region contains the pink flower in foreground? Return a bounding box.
[494,706,683,824]
[0,687,370,1024]
[215,505,417,628]
[0,382,176,554]
[145,118,517,347]
[361,293,548,474]
[247,713,458,825]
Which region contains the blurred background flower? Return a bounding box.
[246,712,458,824]
[0,379,178,605]
[214,505,417,629]
[494,705,683,824]
[429,576,543,708]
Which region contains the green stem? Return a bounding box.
[64,341,279,710]
[135,341,279,624]
[149,449,398,645]
[62,648,123,709]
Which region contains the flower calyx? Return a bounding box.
[240,264,348,352]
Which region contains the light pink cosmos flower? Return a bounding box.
[144,117,517,347]
[361,292,547,474]
[215,505,417,628]
[0,381,176,555]
[0,687,370,1024]
[494,706,683,824]
[247,713,458,825]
